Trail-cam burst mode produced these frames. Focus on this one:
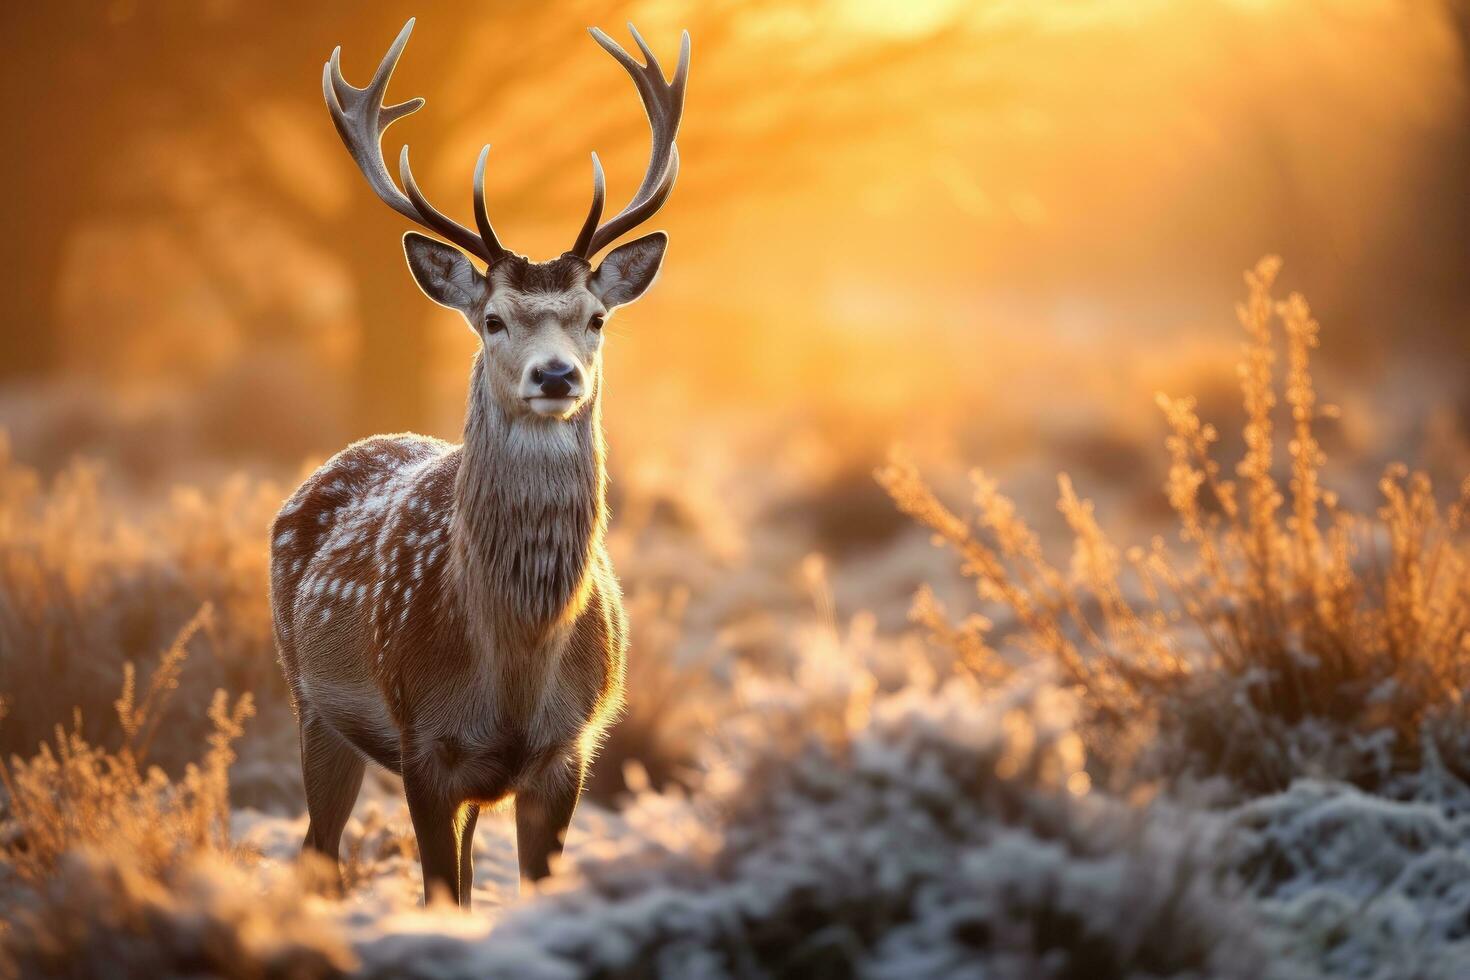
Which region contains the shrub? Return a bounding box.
[0,438,289,797]
[1221,780,1470,977]
[0,609,297,977]
[355,663,1262,980]
[0,849,352,980]
[0,606,254,883]
[879,258,1470,798]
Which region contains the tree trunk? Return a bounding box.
[332,223,432,437]
[0,192,78,378]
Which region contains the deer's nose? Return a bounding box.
[531,361,578,398]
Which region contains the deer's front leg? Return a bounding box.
[403,765,461,906]
[458,803,479,910]
[515,755,584,884]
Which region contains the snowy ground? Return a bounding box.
[232,774,633,926]
[214,673,1470,980]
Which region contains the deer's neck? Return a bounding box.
[453,352,606,644]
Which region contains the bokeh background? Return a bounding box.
[4,0,1467,483]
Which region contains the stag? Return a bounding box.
[270,18,688,907]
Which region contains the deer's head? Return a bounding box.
[324,19,688,421]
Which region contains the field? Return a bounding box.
[3,2,1470,978]
[0,258,1466,977]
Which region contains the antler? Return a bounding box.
[570,25,690,260]
[323,19,507,265]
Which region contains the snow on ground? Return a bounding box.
[8,663,1469,978]
[214,671,1470,980]
[207,686,1408,977]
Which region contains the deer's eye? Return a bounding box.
[588,313,605,332]
[484,314,506,334]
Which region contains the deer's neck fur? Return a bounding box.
[451,351,607,653]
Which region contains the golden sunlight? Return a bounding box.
[832,0,970,36]
[1,0,1467,974]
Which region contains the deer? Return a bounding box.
[269,18,688,908]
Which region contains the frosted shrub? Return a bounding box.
[880,259,1470,799]
[1,849,352,980]
[358,660,1262,979]
[1221,780,1470,977]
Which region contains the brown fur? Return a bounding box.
[271,342,626,906]
[300,17,683,906]
[491,252,591,294]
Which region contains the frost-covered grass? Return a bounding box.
[463,672,1259,980]
[11,655,1470,979]
[2,660,1266,979]
[1223,781,1470,977]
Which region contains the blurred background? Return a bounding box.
[1,0,1467,806]
[3,0,1466,480]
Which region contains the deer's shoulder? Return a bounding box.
[276,433,452,516]
[271,434,460,571]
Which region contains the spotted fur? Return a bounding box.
[296,15,683,908]
[271,346,627,904]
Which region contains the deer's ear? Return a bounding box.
[589,232,667,309]
[403,232,485,316]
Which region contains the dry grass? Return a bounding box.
[0,605,254,884]
[0,848,352,980]
[880,258,1470,796]
[0,438,291,806]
